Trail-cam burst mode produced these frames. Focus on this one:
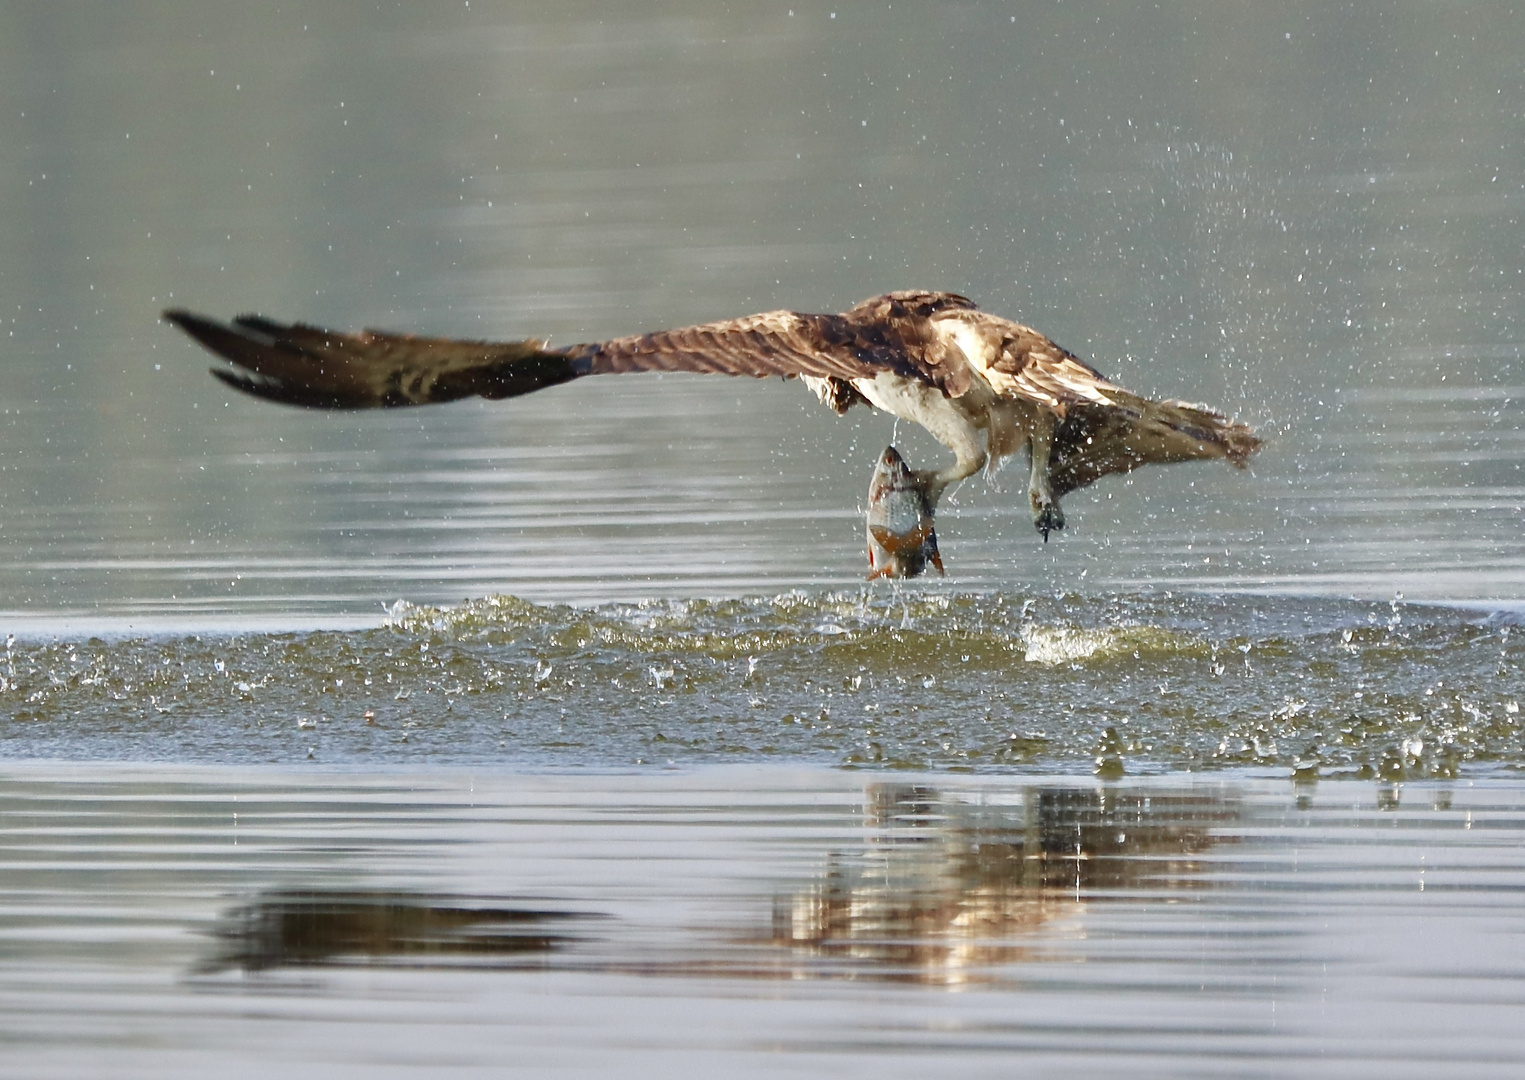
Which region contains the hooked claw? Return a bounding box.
[1034,502,1065,542]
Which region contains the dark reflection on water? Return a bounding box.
[201,892,599,973]
[7,766,1525,1076]
[199,785,1236,987]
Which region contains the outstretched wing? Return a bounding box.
[1050,393,1262,498]
[562,309,927,382]
[164,310,573,408]
[164,304,940,409]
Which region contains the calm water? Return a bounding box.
[3,766,1525,1078]
[3,3,1524,1074]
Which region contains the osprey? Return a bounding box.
[165,290,1259,563]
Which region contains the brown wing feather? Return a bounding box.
[982,322,1122,415]
[567,291,986,384]
[844,289,979,320]
[165,310,570,408]
[168,295,955,409]
[564,310,922,382]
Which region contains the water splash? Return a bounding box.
[3,591,1519,777]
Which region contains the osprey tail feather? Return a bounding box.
[1140,396,1262,468]
[1049,389,1261,498]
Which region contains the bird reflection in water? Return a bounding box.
[198,892,600,974]
[197,786,1235,986]
[758,784,1237,985]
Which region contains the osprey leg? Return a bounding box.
[1028,412,1064,541]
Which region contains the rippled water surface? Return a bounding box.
[2,2,1523,627]
[3,4,1524,1074]
[4,592,1521,776]
[3,766,1525,1078]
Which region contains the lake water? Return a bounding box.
[2,1,1522,626]
[4,766,1525,1078]
[2,2,1523,1074]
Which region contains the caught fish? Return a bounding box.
[866,446,945,580]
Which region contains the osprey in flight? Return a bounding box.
[166,290,1259,564]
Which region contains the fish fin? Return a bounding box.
[869,523,933,554]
